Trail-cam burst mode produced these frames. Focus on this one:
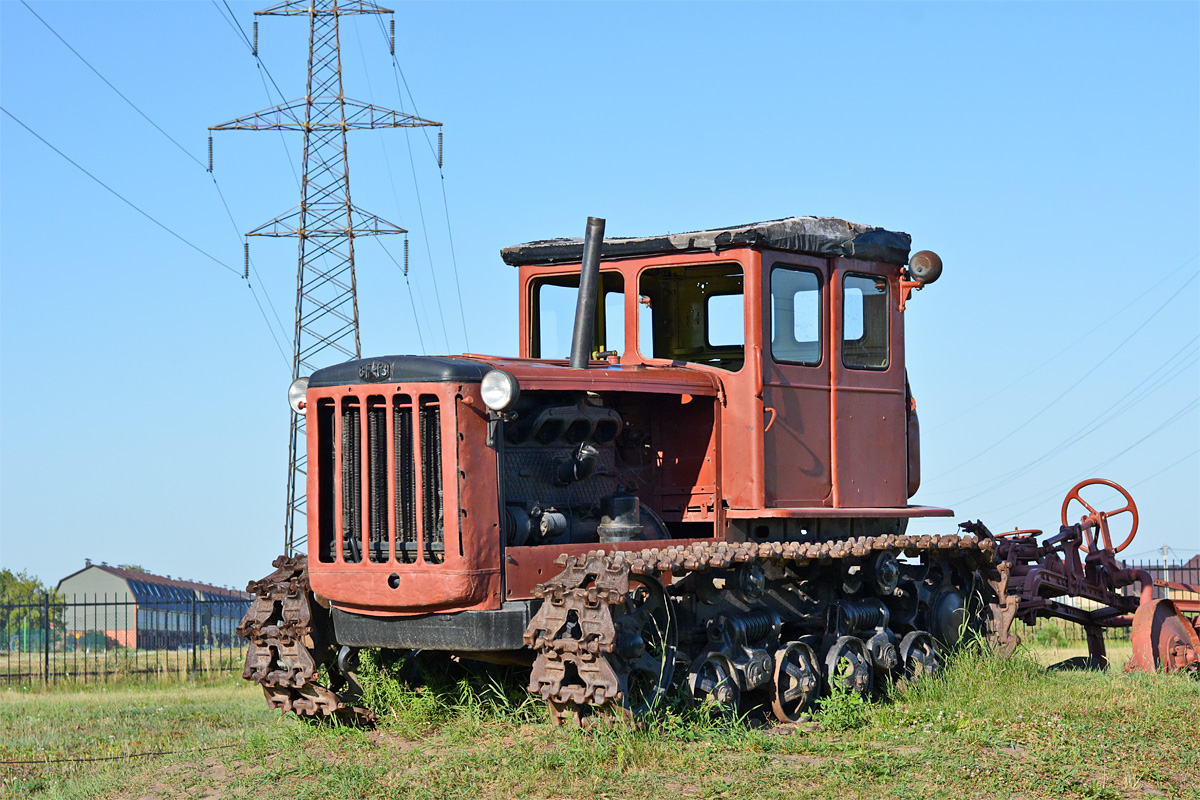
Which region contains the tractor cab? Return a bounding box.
[505,216,943,517]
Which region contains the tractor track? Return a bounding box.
[238,533,1001,727]
[237,555,376,726]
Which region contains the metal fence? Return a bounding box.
[1124,559,1200,600]
[1016,559,1199,644]
[1,594,248,686]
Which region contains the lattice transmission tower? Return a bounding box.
[211,0,440,556]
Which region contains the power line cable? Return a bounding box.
[20,2,292,363]
[942,337,1200,502]
[376,15,440,162]
[2,107,238,276]
[254,62,303,190]
[379,15,468,351]
[389,62,451,352]
[352,27,435,349]
[208,178,292,367]
[1081,397,1199,477]
[209,174,292,347]
[980,396,1199,522]
[21,1,206,170]
[438,163,470,352]
[209,0,301,189]
[211,0,253,50]
[928,269,1200,482]
[1128,448,1199,491]
[219,0,254,50]
[3,103,284,365]
[377,239,427,352]
[930,252,1199,434]
[245,279,292,368]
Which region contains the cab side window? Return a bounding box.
[770,266,822,366]
[842,273,889,369]
[637,263,744,371]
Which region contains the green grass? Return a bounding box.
[2,647,1197,800]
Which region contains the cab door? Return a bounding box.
[761,253,832,507]
[830,262,907,508]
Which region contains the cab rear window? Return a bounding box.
[842,273,889,370]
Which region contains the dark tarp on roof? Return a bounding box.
[500,216,912,267]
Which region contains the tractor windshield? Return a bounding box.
[637,263,744,371]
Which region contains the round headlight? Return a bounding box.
[908,250,943,285]
[288,376,310,413]
[480,369,520,412]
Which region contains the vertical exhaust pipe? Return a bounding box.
[569,216,606,369]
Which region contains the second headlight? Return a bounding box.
[480,369,520,412]
[288,376,310,413]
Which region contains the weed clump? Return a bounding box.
[814,683,867,731]
[355,649,542,731]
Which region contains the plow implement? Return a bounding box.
[982,478,1199,675]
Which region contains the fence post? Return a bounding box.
[191,593,198,678]
[42,592,50,686]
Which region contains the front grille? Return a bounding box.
[316,392,446,564]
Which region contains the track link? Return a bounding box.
[237,555,376,726]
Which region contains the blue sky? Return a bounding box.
[2,1,1197,590]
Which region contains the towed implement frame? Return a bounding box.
[983,478,1199,675]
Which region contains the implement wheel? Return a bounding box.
[1126,599,1200,675]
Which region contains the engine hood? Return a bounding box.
[308,355,492,388]
[307,354,721,397]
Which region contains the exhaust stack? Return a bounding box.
[569,216,606,369]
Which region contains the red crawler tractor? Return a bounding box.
[238,216,1198,726]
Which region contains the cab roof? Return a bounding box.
[500,216,912,267]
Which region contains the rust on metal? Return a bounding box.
[1060,478,1139,553]
[986,479,1198,674]
[1127,598,1200,675]
[238,555,376,726]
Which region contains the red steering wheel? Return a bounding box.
[1060,478,1139,553]
[994,529,1042,540]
